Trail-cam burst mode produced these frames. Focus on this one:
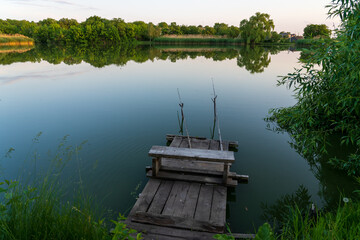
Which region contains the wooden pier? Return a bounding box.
[126,135,251,240]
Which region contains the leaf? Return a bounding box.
[255,223,275,240]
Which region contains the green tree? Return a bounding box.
[214,23,229,36]
[239,12,275,44]
[158,22,169,35]
[269,0,360,176]
[202,26,215,35]
[303,24,331,38]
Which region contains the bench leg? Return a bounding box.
[223,163,229,184]
[152,157,161,177]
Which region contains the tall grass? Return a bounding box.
[0,34,34,44]
[279,199,360,239]
[152,37,245,45]
[0,136,140,240]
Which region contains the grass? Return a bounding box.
[0,34,34,45]
[152,37,245,45]
[0,136,141,240]
[279,199,360,239]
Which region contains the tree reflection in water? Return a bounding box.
[263,121,359,230]
[0,44,290,74]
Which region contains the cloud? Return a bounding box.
[0,70,86,86]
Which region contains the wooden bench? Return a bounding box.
[149,146,235,184]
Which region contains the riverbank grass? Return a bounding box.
[0,34,34,45]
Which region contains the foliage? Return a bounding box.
[0,137,141,240]
[111,214,142,240]
[254,200,360,240]
[240,12,275,44]
[267,0,360,176]
[261,185,311,230]
[152,37,244,45]
[255,223,275,240]
[303,24,331,38]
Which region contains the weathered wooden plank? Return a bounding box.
[146,170,238,187]
[194,185,214,222]
[231,174,249,183]
[152,157,161,177]
[132,211,224,233]
[161,158,224,172]
[210,186,227,227]
[191,138,211,149]
[162,181,190,216]
[179,138,190,148]
[166,134,238,148]
[148,180,174,214]
[169,136,182,148]
[158,165,224,176]
[178,182,201,218]
[209,139,220,150]
[149,146,235,163]
[231,233,256,239]
[166,134,207,141]
[142,233,185,240]
[223,163,230,184]
[221,141,230,151]
[128,179,161,217]
[126,221,217,240]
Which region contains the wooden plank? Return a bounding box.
[161,158,224,172]
[152,157,161,177]
[162,181,190,216]
[209,139,220,150]
[191,138,211,149]
[179,182,201,218]
[159,165,224,176]
[170,136,182,148]
[194,185,214,222]
[231,233,256,239]
[166,134,238,148]
[210,186,227,227]
[231,174,249,183]
[126,221,217,240]
[221,141,230,151]
[128,179,161,217]
[146,170,238,187]
[142,233,185,240]
[148,180,174,214]
[179,138,190,148]
[166,134,207,141]
[132,211,224,233]
[223,163,230,184]
[149,146,235,163]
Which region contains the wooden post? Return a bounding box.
[152,157,161,177]
[223,163,229,184]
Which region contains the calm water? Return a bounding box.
[0,45,356,232]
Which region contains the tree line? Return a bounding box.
[0,13,313,46]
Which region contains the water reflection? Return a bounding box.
[0,44,291,74]
[237,46,271,73]
[264,121,359,228]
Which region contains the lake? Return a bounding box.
[0,45,356,233]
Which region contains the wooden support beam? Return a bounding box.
[152,157,161,177]
[223,163,230,184]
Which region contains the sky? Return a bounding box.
[1,0,340,35]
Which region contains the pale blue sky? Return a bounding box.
[1,0,339,35]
